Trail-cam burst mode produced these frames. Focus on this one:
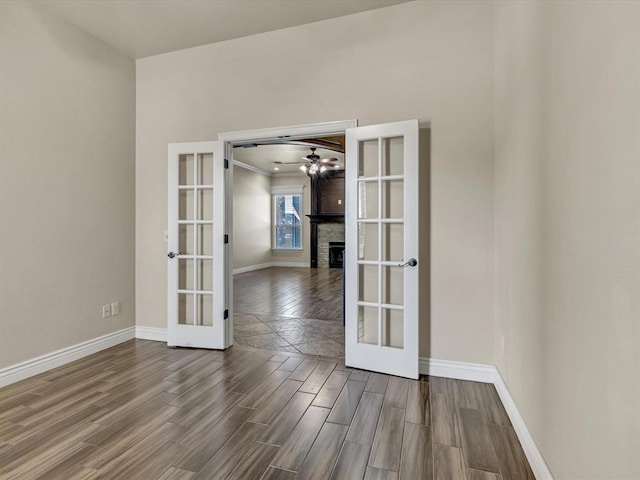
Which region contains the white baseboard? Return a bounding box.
[271,261,308,268]
[135,326,167,342]
[0,326,135,388]
[233,262,272,274]
[233,261,309,274]
[419,357,554,480]
[420,357,497,383]
[492,368,554,480]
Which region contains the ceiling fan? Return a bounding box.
[272,147,340,176]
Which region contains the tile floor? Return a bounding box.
[233,312,345,357]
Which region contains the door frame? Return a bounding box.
[218,120,357,348]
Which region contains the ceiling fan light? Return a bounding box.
[299,165,307,172]
[320,166,327,173]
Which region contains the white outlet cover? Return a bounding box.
[102,304,111,318]
[111,302,120,316]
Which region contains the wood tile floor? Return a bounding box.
[0,340,535,479]
[233,267,344,357]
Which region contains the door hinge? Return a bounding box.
[224,159,229,169]
[224,234,229,244]
[224,309,229,319]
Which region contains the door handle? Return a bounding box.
[167,251,186,259]
[399,258,417,267]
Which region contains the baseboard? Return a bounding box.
[493,368,554,480]
[271,262,308,268]
[419,357,554,480]
[233,262,309,274]
[135,326,167,342]
[233,262,272,275]
[420,357,497,383]
[0,326,135,388]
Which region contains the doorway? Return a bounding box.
[223,121,355,359]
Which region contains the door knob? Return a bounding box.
[399,258,417,267]
[167,251,185,259]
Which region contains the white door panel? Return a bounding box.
[345,120,419,379]
[167,141,228,349]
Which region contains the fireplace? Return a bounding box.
[328,242,345,268]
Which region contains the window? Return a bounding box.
[272,185,304,250]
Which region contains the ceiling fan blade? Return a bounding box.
[273,160,307,165]
[320,158,339,164]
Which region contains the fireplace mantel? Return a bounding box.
[306,213,344,223]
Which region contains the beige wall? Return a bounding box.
[494,1,640,477]
[0,2,135,368]
[232,166,271,269]
[270,175,311,266]
[136,1,495,363]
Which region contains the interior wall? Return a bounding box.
[136,0,495,363]
[494,1,640,477]
[270,175,311,266]
[0,2,135,368]
[232,166,271,270]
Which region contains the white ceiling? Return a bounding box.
[34,0,409,59]
[232,144,344,175]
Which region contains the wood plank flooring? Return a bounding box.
[0,340,535,479]
[0,268,533,478]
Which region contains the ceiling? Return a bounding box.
[34,0,409,59]
[233,144,344,175]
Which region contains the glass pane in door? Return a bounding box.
[178,259,194,290]
[382,266,403,305]
[178,293,194,325]
[358,139,378,177]
[358,264,378,303]
[197,224,213,256]
[358,223,378,261]
[382,179,403,219]
[179,190,194,220]
[179,154,195,185]
[179,225,194,255]
[198,189,213,221]
[198,153,213,185]
[382,137,404,176]
[358,306,378,345]
[382,309,403,348]
[197,294,213,326]
[382,224,403,262]
[358,181,378,219]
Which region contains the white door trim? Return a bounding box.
[218,120,357,144]
[218,119,357,348]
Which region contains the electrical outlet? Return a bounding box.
[102,304,111,318]
[111,302,120,316]
[163,230,168,243]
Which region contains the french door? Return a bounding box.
[167,141,229,349]
[345,120,420,379]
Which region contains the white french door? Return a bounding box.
[167,141,229,349]
[345,120,420,379]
